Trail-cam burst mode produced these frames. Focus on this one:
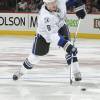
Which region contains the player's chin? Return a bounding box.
[52,9,57,12]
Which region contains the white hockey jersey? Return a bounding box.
[37,0,68,43]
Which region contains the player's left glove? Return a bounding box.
[58,36,78,55]
[75,5,86,19]
[66,43,78,55]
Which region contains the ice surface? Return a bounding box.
[0,36,100,100]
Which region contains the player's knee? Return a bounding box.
[23,58,33,69]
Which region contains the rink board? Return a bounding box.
[0,13,100,39]
[0,30,100,39]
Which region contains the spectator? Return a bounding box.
[93,0,100,11]
[16,0,28,12]
[33,0,43,12]
[85,0,93,13]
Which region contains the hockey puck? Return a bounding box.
[81,88,86,91]
[13,75,18,81]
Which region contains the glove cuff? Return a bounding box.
[74,4,86,12]
[63,41,72,51]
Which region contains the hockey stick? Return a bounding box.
[73,19,81,46]
[70,19,81,84]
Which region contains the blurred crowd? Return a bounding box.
[67,0,100,14]
[0,0,100,13]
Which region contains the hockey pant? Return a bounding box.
[23,34,50,70]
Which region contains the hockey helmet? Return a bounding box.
[43,0,56,3]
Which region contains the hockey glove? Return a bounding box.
[66,44,78,55]
[75,5,86,19]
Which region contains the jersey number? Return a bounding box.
[47,25,51,31]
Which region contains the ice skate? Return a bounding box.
[74,72,82,81]
[13,71,23,81]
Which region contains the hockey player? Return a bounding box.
[13,0,86,81]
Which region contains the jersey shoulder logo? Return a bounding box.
[44,17,50,23]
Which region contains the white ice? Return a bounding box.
[0,36,100,100]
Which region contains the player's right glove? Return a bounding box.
[74,4,86,19]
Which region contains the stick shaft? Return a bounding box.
[73,19,81,46]
[70,19,81,85]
